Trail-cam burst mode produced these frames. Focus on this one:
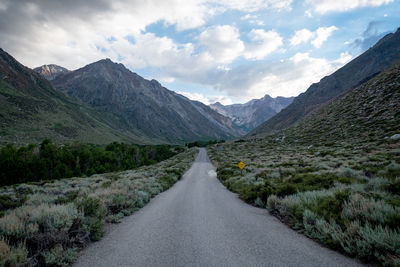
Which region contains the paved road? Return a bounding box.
[75,148,362,267]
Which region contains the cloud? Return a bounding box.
[244,29,283,60]
[198,25,245,64]
[305,0,394,14]
[186,52,352,101]
[290,29,314,46]
[311,26,338,48]
[0,0,293,69]
[290,26,337,48]
[177,91,233,105]
[214,0,293,12]
[351,21,389,50]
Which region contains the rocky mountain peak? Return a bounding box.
[34,64,69,80]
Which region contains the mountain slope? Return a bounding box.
[210,95,294,132]
[52,59,242,143]
[250,28,400,136]
[283,64,400,143]
[0,48,147,145]
[34,64,70,80]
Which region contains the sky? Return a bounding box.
[0,0,399,105]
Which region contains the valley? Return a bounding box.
[0,3,399,266]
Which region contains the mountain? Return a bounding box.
[52,59,242,143]
[249,28,400,136]
[283,64,400,143]
[210,95,294,132]
[0,48,149,145]
[34,64,70,80]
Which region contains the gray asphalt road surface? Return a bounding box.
[75,148,363,267]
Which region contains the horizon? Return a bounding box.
[0,0,399,104]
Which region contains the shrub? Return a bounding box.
[30,203,82,233]
[385,177,400,195]
[0,239,28,267]
[135,190,151,208]
[0,194,26,211]
[313,190,350,228]
[275,183,297,197]
[342,194,400,229]
[0,206,39,239]
[76,197,107,241]
[266,195,280,211]
[158,175,177,191]
[44,244,78,266]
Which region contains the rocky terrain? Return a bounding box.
[34,64,70,80]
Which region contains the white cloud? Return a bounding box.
[311,26,338,48]
[305,0,394,14]
[213,0,293,12]
[290,29,314,46]
[177,91,233,105]
[198,25,245,64]
[0,0,294,70]
[290,26,338,48]
[245,53,339,98]
[241,14,258,20]
[335,51,353,64]
[244,29,283,60]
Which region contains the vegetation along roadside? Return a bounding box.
[0,145,197,266]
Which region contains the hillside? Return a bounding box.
[52,59,242,143]
[249,28,400,136]
[210,95,294,132]
[206,65,400,267]
[0,48,148,145]
[283,64,400,143]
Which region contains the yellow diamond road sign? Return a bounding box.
[238,161,246,169]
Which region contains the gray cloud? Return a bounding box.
[352,21,389,50]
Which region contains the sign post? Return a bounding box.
[238,161,246,175]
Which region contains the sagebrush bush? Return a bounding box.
[342,194,400,229]
[0,239,28,267]
[44,244,78,266]
[30,203,82,233]
[76,197,107,241]
[0,206,39,239]
[0,148,197,265]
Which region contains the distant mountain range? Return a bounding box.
[210,95,294,132]
[49,59,242,143]
[250,28,400,137]
[0,50,244,145]
[2,27,399,146]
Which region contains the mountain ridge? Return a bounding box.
[0,48,148,145]
[51,58,243,143]
[34,64,70,80]
[210,94,294,132]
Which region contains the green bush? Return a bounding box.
[313,190,350,228]
[158,175,177,191]
[0,239,28,267]
[76,197,107,241]
[31,203,82,233]
[44,244,78,266]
